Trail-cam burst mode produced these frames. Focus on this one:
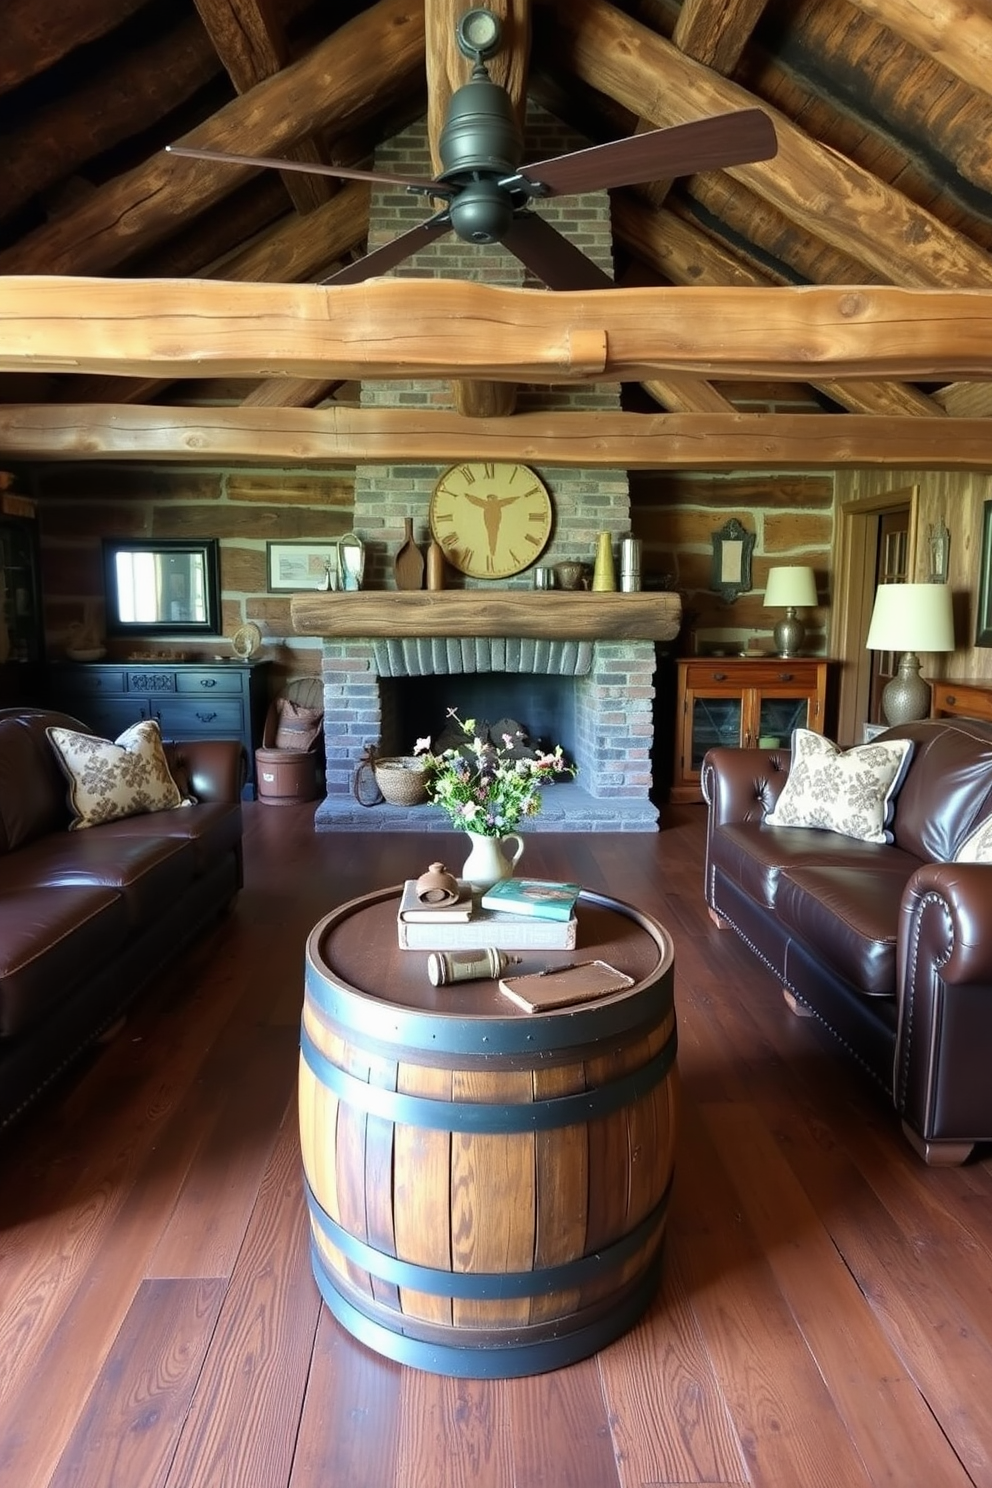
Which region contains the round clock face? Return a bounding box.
[429,463,553,579]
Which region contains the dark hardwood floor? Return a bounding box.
[2,803,992,1488]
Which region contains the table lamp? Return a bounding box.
[764,566,818,657]
[865,582,955,724]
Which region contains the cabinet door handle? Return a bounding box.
[195,710,218,723]
[777,672,794,682]
[711,671,727,681]
[199,678,218,688]
[945,694,956,705]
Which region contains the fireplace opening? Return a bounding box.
[380,674,578,767]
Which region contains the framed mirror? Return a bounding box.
[103,538,222,636]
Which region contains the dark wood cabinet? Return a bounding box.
[48,660,272,795]
[672,657,830,803]
[930,679,992,726]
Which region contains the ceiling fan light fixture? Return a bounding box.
[456,9,502,64]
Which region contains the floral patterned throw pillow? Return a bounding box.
[47,719,193,830]
[955,816,992,863]
[765,729,914,844]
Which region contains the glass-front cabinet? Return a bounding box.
[0,514,44,704]
[672,658,830,802]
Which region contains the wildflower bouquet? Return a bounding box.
[413,710,575,836]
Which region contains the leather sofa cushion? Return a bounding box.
[0,713,71,852]
[887,719,992,862]
[775,865,914,995]
[709,819,919,909]
[89,802,243,877]
[0,833,195,929]
[0,886,131,1037]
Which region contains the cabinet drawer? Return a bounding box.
[176,669,246,696]
[683,660,818,689]
[59,667,129,695]
[154,699,244,736]
[932,682,992,724]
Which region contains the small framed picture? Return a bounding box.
[266,541,338,593]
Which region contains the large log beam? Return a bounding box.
[424,0,531,418]
[4,404,992,470]
[5,277,992,382]
[556,0,992,287]
[0,0,425,277]
[845,0,992,101]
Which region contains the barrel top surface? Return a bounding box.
[306,886,672,1036]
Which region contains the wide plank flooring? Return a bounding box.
[2,803,992,1488]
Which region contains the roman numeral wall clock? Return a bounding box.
[428,462,553,579]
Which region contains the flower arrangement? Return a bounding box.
[413,710,575,836]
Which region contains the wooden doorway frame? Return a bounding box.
[830,484,919,745]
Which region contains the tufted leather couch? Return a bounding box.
[0,707,245,1133]
[701,716,992,1165]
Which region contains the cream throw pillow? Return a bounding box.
[955,816,992,863]
[48,720,193,831]
[765,729,914,845]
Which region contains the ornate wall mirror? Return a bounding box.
[710,518,755,604]
[103,538,222,636]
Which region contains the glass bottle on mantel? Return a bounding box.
[426,538,445,591]
[592,531,617,591]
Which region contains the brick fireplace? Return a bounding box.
[304,107,680,830]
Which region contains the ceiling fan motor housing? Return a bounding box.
[439,71,523,180]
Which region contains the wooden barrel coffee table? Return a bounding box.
[298,885,678,1377]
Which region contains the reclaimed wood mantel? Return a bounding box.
[290,590,682,642]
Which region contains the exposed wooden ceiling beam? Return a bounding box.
[424,0,531,417]
[845,0,992,100]
[192,0,334,214]
[3,403,991,469]
[5,277,992,382]
[556,0,992,287]
[612,195,947,418]
[0,0,425,277]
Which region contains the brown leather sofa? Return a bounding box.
[0,707,245,1133]
[701,716,992,1165]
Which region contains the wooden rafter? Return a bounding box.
[3,403,992,469]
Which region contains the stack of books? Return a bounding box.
[396,876,580,951]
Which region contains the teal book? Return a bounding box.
[480,877,581,922]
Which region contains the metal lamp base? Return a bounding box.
[880,652,931,725]
[773,608,805,658]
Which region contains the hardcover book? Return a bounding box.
[498,959,634,1013]
[397,904,577,951]
[479,877,582,921]
[398,878,473,923]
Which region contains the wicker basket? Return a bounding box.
[373,755,429,806]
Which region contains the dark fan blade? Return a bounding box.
[165,144,445,196]
[320,212,453,285]
[512,109,777,197]
[502,213,614,291]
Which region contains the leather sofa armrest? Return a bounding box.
[165,739,247,804]
[899,862,992,986]
[700,745,792,826]
[895,861,992,1152]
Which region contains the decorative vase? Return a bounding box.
[460,831,524,893]
[592,531,617,591]
[394,517,425,590]
[426,538,446,591]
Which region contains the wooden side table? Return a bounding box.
[298,885,678,1377]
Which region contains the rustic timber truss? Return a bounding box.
[3,0,992,469]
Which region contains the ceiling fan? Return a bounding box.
[166,7,777,292]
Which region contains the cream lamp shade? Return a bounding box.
[865,582,955,725]
[764,566,818,657]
